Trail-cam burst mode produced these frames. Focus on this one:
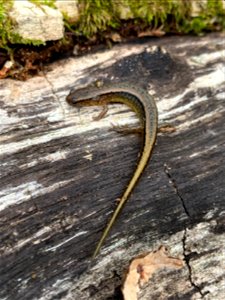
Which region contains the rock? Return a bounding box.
[190,0,208,17]
[55,0,79,22]
[9,0,64,42]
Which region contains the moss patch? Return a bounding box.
[0,0,224,79]
[75,0,225,36]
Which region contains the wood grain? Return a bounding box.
[0,33,225,300]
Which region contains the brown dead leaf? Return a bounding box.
[138,26,165,38]
[122,246,184,300]
[106,32,122,42]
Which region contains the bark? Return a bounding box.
[0,33,225,300]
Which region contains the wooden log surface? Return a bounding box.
[0,33,225,300]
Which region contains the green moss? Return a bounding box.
[29,0,56,9]
[183,17,207,35]
[207,0,223,14]
[129,0,174,25]
[12,34,45,46]
[76,0,120,37]
[180,0,225,34]
[0,0,225,54]
[0,0,13,50]
[76,0,225,38]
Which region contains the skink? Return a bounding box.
[66,83,158,258]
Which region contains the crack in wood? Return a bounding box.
[163,164,211,298]
[163,164,207,297]
[164,163,190,218]
[182,228,208,298]
[43,71,66,117]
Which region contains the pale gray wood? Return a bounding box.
[0,33,225,300]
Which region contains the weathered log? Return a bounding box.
[0,33,225,300]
